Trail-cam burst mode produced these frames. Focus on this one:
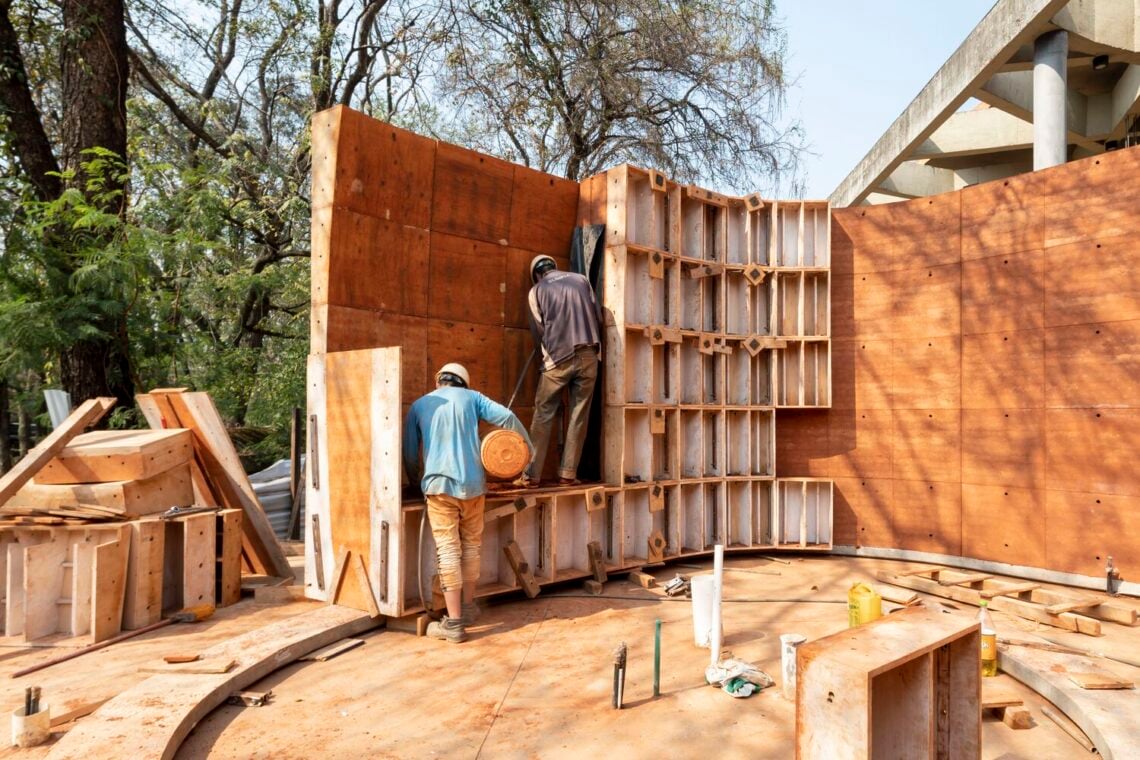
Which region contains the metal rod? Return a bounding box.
[653,619,661,697]
[507,350,537,410]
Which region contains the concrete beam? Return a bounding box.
[978,69,1104,149]
[831,0,1071,207]
[1109,63,1140,137]
[1051,0,1139,54]
[875,162,958,199]
[914,107,1035,158]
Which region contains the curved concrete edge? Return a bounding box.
[47,605,380,760]
[998,640,1140,760]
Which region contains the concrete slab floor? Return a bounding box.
[0,556,1134,758]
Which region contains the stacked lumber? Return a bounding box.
[0,391,284,645]
[136,389,292,580]
[877,568,1138,636]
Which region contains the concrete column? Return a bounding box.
[1033,30,1068,170]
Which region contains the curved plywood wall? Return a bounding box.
[777,146,1140,578]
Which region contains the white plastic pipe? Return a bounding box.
[709,544,724,667]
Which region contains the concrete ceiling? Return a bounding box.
[831,0,1140,206]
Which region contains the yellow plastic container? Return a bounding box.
[848,583,882,627]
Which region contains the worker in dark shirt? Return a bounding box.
[517,255,602,486]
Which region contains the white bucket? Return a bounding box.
[11,704,50,748]
[780,634,807,700]
[690,575,722,647]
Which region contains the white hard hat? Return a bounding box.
[530,254,557,282]
[436,362,471,388]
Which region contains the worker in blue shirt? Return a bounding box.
[403,362,532,643]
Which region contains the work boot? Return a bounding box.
[426,615,468,643]
[461,601,481,627]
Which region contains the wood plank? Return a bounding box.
[10,464,195,516]
[91,528,131,643]
[156,391,291,579]
[0,397,115,507]
[180,513,216,608]
[1024,587,1137,626]
[122,515,163,630]
[216,509,242,607]
[878,571,1102,636]
[136,394,220,511]
[979,582,1040,599]
[34,429,193,485]
[46,604,379,760]
[70,540,96,637]
[1067,672,1134,690]
[938,572,992,586]
[999,638,1139,760]
[503,540,539,598]
[23,539,68,640]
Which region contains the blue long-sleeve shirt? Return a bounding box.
[402,386,533,499]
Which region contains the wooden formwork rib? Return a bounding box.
[877,568,1137,636]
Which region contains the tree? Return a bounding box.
[0,0,135,406]
[440,0,802,192]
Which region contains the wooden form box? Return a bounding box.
[796,605,980,759]
[760,200,830,268]
[1,525,130,643]
[752,410,776,476]
[776,340,832,408]
[775,478,834,549]
[33,429,193,486]
[588,490,624,570]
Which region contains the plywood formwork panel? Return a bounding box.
[962,484,1045,568]
[830,272,894,339]
[891,479,961,556]
[315,307,429,400]
[1040,151,1140,248]
[1044,320,1140,409]
[1045,407,1139,497]
[961,249,1044,335]
[310,106,435,226]
[961,409,1045,490]
[426,320,506,402]
[1043,237,1140,327]
[827,193,960,275]
[427,231,506,326]
[312,207,430,314]
[773,410,830,478]
[833,477,892,548]
[889,264,961,340]
[891,409,960,484]
[829,338,891,411]
[431,142,514,244]
[961,329,1044,410]
[826,409,892,480]
[1044,489,1140,578]
[889,336,960,410]
[960,171,1044,261]
[508,165,579,257]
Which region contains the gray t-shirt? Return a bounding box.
[527,271,602,371]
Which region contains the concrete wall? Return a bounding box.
[779,145,1140,578]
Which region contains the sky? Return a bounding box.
[780,0,996,198]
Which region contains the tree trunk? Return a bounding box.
[0,380,11,473]
[57,0,135,407]
[17,405,31,458]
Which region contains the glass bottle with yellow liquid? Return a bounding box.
[978,601,997,677]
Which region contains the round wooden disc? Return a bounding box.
[480,429,529,480]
